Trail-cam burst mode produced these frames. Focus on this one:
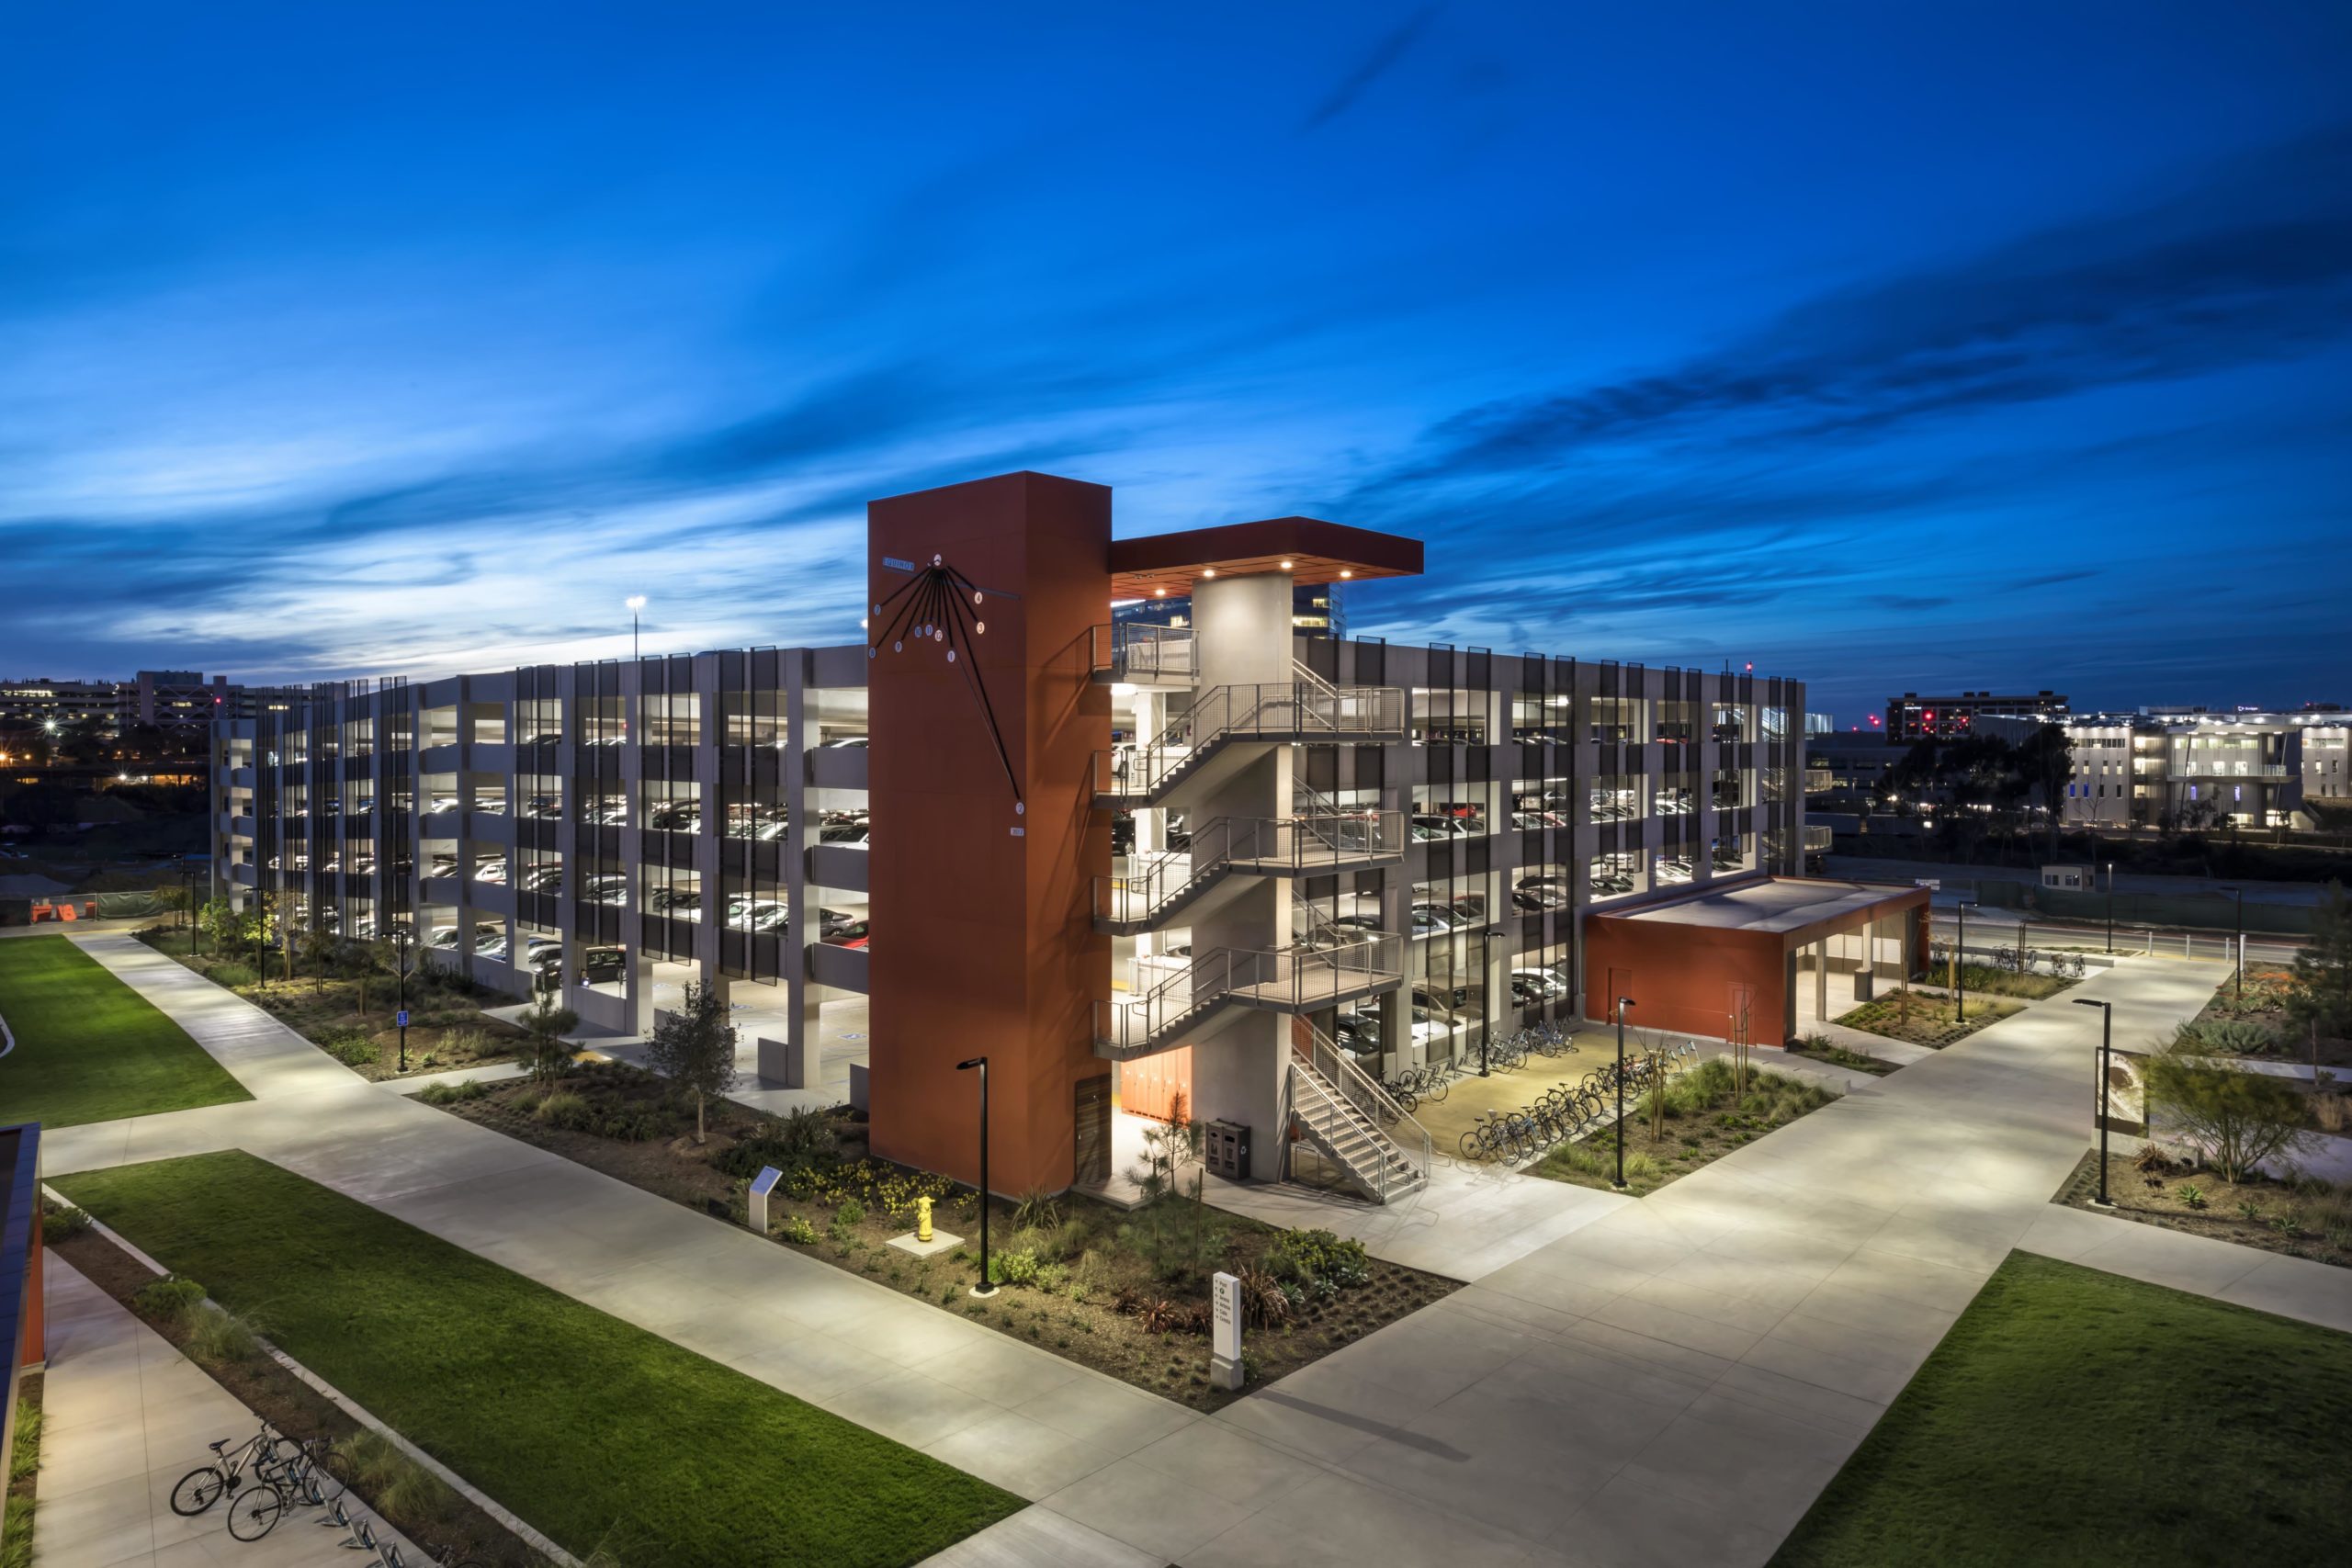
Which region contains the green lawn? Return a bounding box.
[57,1151,1021,1568]
[0,937,250,1126]
[1771,1252,2352,1566]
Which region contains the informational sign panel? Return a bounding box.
[2098,1049,2150,1139]
[395,1010,409,1029]
[748,1166,784,1234]
[1212,1270,1241,1373]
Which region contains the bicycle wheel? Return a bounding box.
[1425,1069,1450,1103]
[226,1483,286,1542]
[172,1466,229,1517]
[1458,1129,1487,1162]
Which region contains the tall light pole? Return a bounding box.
[2219,885,2244,998]
[956,1055,995,1296]
[396,925,413,1074]
[2105,861,2115,954]
[2074,997,2113,1207]
[626,595,647,661]
[1612,998,1635,1190]
[1953,898,1972,1026]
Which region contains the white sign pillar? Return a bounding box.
[1210,1270,1243,1390]
[748,1166,782,1235]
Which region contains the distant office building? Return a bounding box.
[1988,705,2352,830]
[0,678,121,733]
[1884,689,2067,741]
[0,671,310,742]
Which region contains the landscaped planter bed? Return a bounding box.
[135,926,524,1081]
[1835,988,2021,1047]
[1529,1056,1840,1197]
[1787,1036,1901,1076]
[425,1065,1458,1410]
[2057,1150,2352,1269]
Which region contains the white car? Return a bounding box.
[725,897,788,932]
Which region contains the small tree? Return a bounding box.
[155,884,190,935]
[2284,881,2352,1055]
[644,980,738,1144]
[352,936,395,1020]
[520,992,581,1084]
[299,925,338,994]
[2143,1038,2316,1184]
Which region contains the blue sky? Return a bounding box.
[5,2,2348,726]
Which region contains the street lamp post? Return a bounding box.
[626,595,647,662]
[1612,998,1635,1190]
[1953,899,1971,1026]
[956,1055,995,1296]
[396,925,413,1074]
[2106,862,2115,954]
[2074,998,2114,1207]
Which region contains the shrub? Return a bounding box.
[779,1214,820,1244]
[133,1274,209,1324]
[316,1026,379,1067]
[416,1079,488,1105]
[41,1202,92,1246]
[1237,1265,1292,1328]
[203,961,256,988]
[439,1026,490,1060]
[1271,1227,1371,1291]
[2143,1043,2316,1184]
[184,1305,263,1367]
[2176,1019,2279,1055]
[1012,1190,1063,1232]
[988,1248,1041,1287]
[333,1428,456,1525]
[714,1106,841,1180]
[2179,1183,2209,1210]
[533,1090,593,1130]
[833,1199,866,1229]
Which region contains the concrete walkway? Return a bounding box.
[34,1256,421,1568]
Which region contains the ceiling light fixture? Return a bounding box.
[1279,559,1293,570]
[1340,569,1353,578]
[1201,568,1216,579]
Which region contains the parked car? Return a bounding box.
[819,908,869,948]
[724,897,787,932]
[582,874,628,905]
[470,856,507,884]
[1408,901,1458,935]
[1513,877,1570,911]
[537,944,626,985]
[648,802,702,833]
[649,887,703,920]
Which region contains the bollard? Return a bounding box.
[917,1195,933,1244]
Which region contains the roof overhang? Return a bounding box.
[1590,875,1930,950]
[1109,517,1422,600]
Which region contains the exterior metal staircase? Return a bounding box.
[1283,1021,1430,1203]
[1093,810,1406,934]
[1093,680,1406,809]
[1095,937,1406,1061]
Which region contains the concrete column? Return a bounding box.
[784,662,823,1071]
[1185,572,1295,1179]
[1853,918,1876,1001]
[619,665,651,1038]
[1814,936,1827,1022]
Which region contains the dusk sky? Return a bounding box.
[6,2,2348,726]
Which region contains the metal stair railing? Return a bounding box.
[1096,812,1404,926]
[1097,936,1406,1055]
[1295,1020,1430,1199]
[1090,622,1198,683]
[1093,682,1406,801]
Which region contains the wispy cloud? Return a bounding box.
[1300,6,1443,132]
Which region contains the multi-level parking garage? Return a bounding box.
[212,468,1815,1204]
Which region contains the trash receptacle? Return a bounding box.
[1205,1120,1251,1181]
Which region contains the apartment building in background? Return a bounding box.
[209,469,1894,1203]
[2020,705,2352,829]
[1884,689,2068,741]
[1,671,306,739]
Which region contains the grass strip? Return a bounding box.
[59,1151,1022,1567]
[0,936,249,1126]
[1771,1251,2352,1566]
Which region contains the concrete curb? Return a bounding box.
[42,1183,582,1568]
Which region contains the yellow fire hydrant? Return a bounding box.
[917,1195,933,1244]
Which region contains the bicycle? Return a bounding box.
[171,1419,278,1517]
[227,1434,334,1541]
